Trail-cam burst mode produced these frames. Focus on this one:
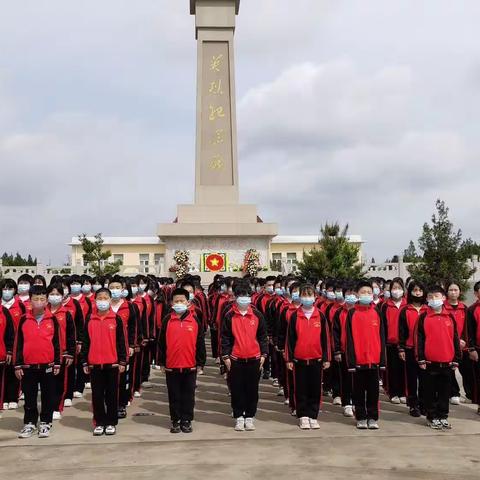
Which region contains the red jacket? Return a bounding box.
[62,296,84,344]
[277,302,301,351]
[0,307,14,362]
[416,308,461,365]
[2,297,26,330]
[287,307,330,362]
[346,304,386,369]
[47,305,75,358]
[466,301,480,349]
[14,311,60,367]
[381,298,407,344]
[398,304,427,350]
[158,310,206,369]
[444,301,467,341]
[333,305,352,354]
[112,300,138,352]
[82,310,127,366]
[221,304,268,360]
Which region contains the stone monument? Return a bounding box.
[158,0,277,280]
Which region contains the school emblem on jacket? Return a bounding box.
[109,324,116,330]
[249,319,255,326]
[187,325,193,332]
[313,322,321,328]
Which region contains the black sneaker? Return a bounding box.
[409,407,421,418]
[170,421,181,434]
[262,371,270,380]
[118,408,127,419]
[180,420,193,433]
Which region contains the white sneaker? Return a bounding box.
[18,423,37,439]
[450,396,460,405]
[234,416,245,431]
[333,396,342,406]
[19,393,24,400]
[38,422,52,438]
[309,418,320,429]
[3,403,9,410]
[85,382,91,389]
[290,409,296,416]
[390,396,401,404]
[52,411,62,421]
[63,399,73,407]
[400,396,407,404]
[134,391,141,398]
[93,426,105,436]
[272,379,279,387]
[245,418,255,431]
[284,399,290,405]
[277,387,284,396]
[8,402,18,409]
[299,417,310,430]
[343,405,354,417]
[105,425,116,435]
[198,368,204,375]
[440,419,452,429]
[356,419,368,429]
[73,391,83,398]
[367,419,379,430]
[462,397,472,404]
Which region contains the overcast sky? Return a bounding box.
[1,0,479,265]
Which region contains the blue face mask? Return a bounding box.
[2,289,14,301]
[71,284,81,295]
[326,292,336,301]
[345,294,358,305]
[172,303,188,315]
[428,299,444,309]
[266,286,274,294]
[131,286,139,296]
[301,297,315,308]
[237,296,251,307]
[138,284,146,293]
[373,287,381,296]
[220,284,227,293]
[189,293,195,302]
[358,295,373,305]
[335,292,344,301]
[18,284,30,294]
[384,291,391,299]
[291,292,300,302]
[275,288,284,296]
[110,289,122,300]
[93,285,102,292]
[81,285,92,294]
[96,300,111,312]
[121,289,129,298]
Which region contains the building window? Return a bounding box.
[113,254,124,265]
[139,253,149,273]
[286,253,297,263]
[272,253,282,261]
[154,253,165,274]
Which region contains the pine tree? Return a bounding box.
[403,240,419,262]
[78,233,121,276]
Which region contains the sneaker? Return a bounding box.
[117,408,127,419]
[367,419,379,430]
[133,391,141,398]
[283,399,290,405]
[180,420,193,433]
[245,418,255,431]
[170,421,181,434]
[63,399,73,407]
[427,418,442,430]
[309,418,320,429]
[299,417,310,430]
[272,379,279,387]
[390,396,401,404]
[52,411,62,421]
[93,426,105,436]
[3,403,9,410]
[449,396,460,405]
[356,419,368,429]
[462,397,472,404]
[8,402,18,409]
[38,422,52,438]
[105,425,116,435]
[343,405,354,417]
[262,371,270,380]
[409,407,421,418]
[277,387,284,397]
[18,423,37,438]
[18,393,24,400]
[198,368,204,375]
[234,417,245,431]
[85,382,91,389]
[440,419,452,430]
[400,397,407,404]
[290,409,296,417]
[73,391,83,399]
[333,396,342,406]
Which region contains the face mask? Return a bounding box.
[18,284,30,294]
[291,292,300,302]
[93,285,102,292]
[63,288,69,297]
[172,303,188,315]
[220,284,227,293]
[48,294,63,306]
[256,286,262,293]
[70,284,81,295]
[373,287,381,296]
[131,287,139,295]
[428,299,444,309]
[81,285,92,294]
[391,289,404,300]
[138,284,146,293]
[110,288,122,300]
[315,287,321,294]
[301,297,315,308]
[266,286,274,294]
[96,300,111,312]
[121,289,129,298]
[326,292,336,301]
[237,296,251,307]
[2,289,14,301]
[411,294,423,303]
[345,294,358,305]
[335,292,344,300]
[31,300,47,310]
[358,294,373,305]
[189,293,195,302]
[384,291,391,299]
[275,288,283,296]
[104,283,109,288]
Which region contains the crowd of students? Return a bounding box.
[1,272,480,438]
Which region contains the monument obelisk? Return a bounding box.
[158,0,277,280]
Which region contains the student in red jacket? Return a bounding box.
[466,281,480,414]
[158,288,206,434]
[82,288,127,436]
[346,280,386,430]
[416,285,461,430]
[398,280,426,417]
[287,284,331,430]
[221,282,268,432]
[444,281,470,405]
[0,305,14,414]
[17,274,33,310]
[380,277,407,404]
[15,285,61,438]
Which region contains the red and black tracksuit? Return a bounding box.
[133,294,148,392]
[255,292,276,378]
[158,309,206,423]
[346,304,386,421]
[332,305,354,407]
[324,301,343,398]
[466,301,480,404]
[0,307,14,409]
[381,298,407,399]
[14,311,61,425]
[210,292,230,359]
[287,307,330,419]
[221,305,268,419]
[140,293,156,384]
[398,304,427,409]
[81,310,127,427]
[47,305,76,412]
[416,308,461,421]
